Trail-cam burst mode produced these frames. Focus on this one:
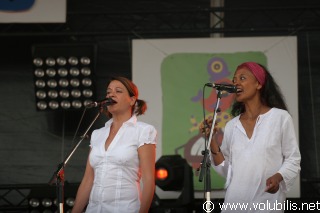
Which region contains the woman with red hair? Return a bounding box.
[72,76,157,213]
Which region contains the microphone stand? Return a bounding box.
[48,108,103,213]
[199,90,223,205]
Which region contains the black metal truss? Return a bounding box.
[0,183,79,212]
[0,184,30,212]
[223,6,320,35]
[0,6,320,38]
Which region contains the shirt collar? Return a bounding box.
[105,114,137,127]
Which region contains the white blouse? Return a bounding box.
[86,115,157,213]
[211,108,301,213]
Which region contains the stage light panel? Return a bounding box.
[32,44,97,111]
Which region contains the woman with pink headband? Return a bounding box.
[201,62,301,213]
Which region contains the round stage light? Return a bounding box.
[53,198,57,206]
[81,67,91,76]
[71,89,81,98]
[80,56,90,65]
[70,67,80,76]
[70,78,80,87]
[58,68,68,77]
[34,69,45,78]
[83,99,93,107]
[35,80,46,88]
[36,101,47,110]
[48,90,58,99]
[156,168,169,181]
[48,101,59,110]
[59,90,70,98]
[56,57,67,66]
[68,56,78,65]
[45,57,56,66]
[155,155,187,191]
[36,90,46,99]
[61,100,71,109]
[59,78,69,87]
[33,58,43,67]
[47,79,57,88]
[42,198,53,207]
[46,68,56,77]
[82,78,92,87]
[72,100,82,109]
[29,198,40,208]
[65,197,75,207]
[83,89,93,98]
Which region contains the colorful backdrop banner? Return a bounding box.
[161,52,267,190]
[132,36,299,198]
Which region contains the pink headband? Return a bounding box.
[237,62,266,86]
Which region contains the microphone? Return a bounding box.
[85,98,116,108]
[205,83,237,93]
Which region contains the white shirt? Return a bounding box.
[211,108,301,213]
[86,115,157,213]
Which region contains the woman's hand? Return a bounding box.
[199,118,225,165]
[199,117,218,138]
[265,173,283,194]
